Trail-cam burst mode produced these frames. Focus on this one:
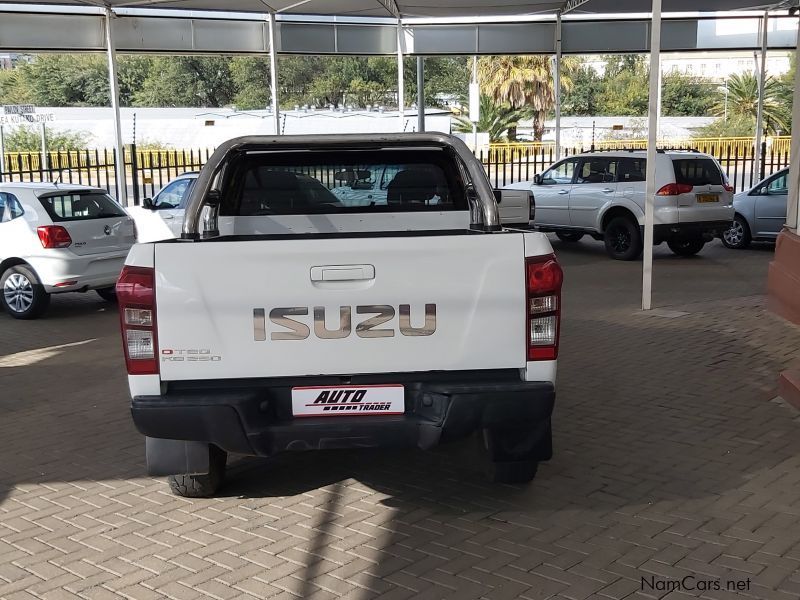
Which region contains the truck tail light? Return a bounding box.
[656,183,693,196]
[37,225,72,248]
[116,265,159,375]
[526,255,563,361]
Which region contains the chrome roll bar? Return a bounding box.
[181,132,501,239]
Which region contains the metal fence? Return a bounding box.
[0,146,210,204]
[0,138,792,202]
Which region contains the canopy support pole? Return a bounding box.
[555,12,562,160]
[786,22,800,233]
[397,21,405,130]
[642,0,662,311]
[417,56,425,132]
[754,10,769,181]
[105,7,127,206]
[267,12,281,135]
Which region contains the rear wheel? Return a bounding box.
[667,237,705,256]
[167,445,227,498]
[603,216,642,261]
[483,427,542,484]
[96,287,117,303]
[721,215,752,249]
[1,265,50,320]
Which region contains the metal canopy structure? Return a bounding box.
[0,0,798,311]
[0,0,794,17]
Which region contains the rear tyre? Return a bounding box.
[667,237,705,256]
[96,287,117,303]
[555,231,585,243]
[721,215,752,249]
[603,216,642,261]
[1,265,50,320]
[167,445,227,498]
[483,427,542,484]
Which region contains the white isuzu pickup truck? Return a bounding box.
[117,133,562,497]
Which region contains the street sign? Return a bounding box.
[0,105,55,125]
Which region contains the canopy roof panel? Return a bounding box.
[0,0,793,18]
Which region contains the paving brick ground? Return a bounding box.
[2,237,800,600]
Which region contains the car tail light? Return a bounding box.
[116,265,158,375]
[526,255,563,361]
[656,183,693,196]
[37,225,72,248]
[723,183,734,193]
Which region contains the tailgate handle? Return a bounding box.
[310,265,375,282]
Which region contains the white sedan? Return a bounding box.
[0,182,136,319]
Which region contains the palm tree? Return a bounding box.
[712,72,789,135]
[453,95,528,142]
[477,55,577,140]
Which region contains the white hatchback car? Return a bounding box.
[0,183,136,319]
[504,150,734,260]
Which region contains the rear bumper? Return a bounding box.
[28,251,128,292]
[652,220,733,243]
[131,374,555,459]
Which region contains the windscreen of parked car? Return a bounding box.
[672,159,724,187]
[220,149,467,216]
[38,192,127,222]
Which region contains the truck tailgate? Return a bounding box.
[155,232,526,380]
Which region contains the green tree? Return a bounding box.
[3,125,91,152]
[452,95,528,142]
[662,72,715,116]
[696,114,756,138]
[477,55,576,140]
[711,72,788,135]
[776,53,795,134]
[597,55,649,116]
[561,65,602,116]
[230,56,271,109]
[133,57,235,107]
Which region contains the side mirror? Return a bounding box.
[533,174,543,185]
[493,189,502,204]
[142,197,154,210]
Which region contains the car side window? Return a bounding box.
[767,173,787,194]
[0,192,25,223]
[541,159,577,185]
[177,180,196,209]
[154,179,190,209]
[576,158,617,184]
[617,158,647,183]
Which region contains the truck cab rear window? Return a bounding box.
[38,192,126,222]
[221,149,467,216]
[672,159,723,186]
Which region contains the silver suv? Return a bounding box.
[504,150,735,260]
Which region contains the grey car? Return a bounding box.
[722,168,788,249]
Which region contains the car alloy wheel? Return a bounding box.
[608,224,631,254]
[3,272,34,314]
[723,220,744,246]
